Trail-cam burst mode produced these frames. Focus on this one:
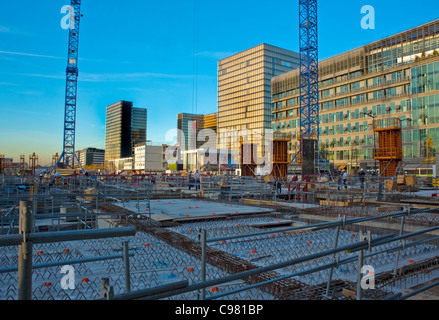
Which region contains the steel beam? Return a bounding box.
[0,226,136,247]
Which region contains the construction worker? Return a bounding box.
[277,179,282,193]
[359,168,366,189]
[194,169,201,190]
[342,169,348,189]
[337,170,343,190]
[188,171,194,190]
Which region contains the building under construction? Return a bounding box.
[3,0,439,305]
[1,168,439,301]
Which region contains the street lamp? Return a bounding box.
[361,112,377,173]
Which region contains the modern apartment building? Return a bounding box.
[218,44,300,163]
[271,19,439,174]
[104,100,147,169]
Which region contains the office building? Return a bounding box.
[272,19,439,174]
[217,43,300,163]
[177,112,217,148]
[134,143,169,172]
[131,107,148,147]
[75,148,105,168]
[177,112,218,170]
[177,113,205,150]
[104,100,147,169]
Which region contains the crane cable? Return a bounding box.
[192,0,200,114]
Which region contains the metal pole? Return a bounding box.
[356,231,365,301]
[378,179,383,201]
[142,234,394,300]
[108,280,189,300]
[123,241,131,293]
[325,215,343,297]
[0,226,136,247]
[18,200,33,300]
[32,183,37,232]
[198,229,207,300]
[208,235,439,300]
[0,253,134,273]
[393,279,439,300]
[393,210,407,276]
[204,207,431,244]
[362,176,366,202]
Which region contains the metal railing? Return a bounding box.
[128,223,439,300]
[0,200,136,300]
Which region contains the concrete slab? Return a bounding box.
[115,199,274,221]
[149,213,175,222]
[243,198,320,209]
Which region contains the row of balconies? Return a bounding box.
[275,103,406,124]
[273,92,408,117]
[273,71,411,102]
[319,59,418,89]
[275,53,439,101]
[321,76,410,99]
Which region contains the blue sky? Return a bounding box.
[0,0,438,165]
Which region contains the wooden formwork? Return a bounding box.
[373,118,402,177]
[240,143,257,177]
[239,133,291,179]
[272,133,291,179]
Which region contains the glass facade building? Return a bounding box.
[177,113,205,150]
[177,112,218,170]
[132,107,147,148]
[75,147,105,168]
[271,19,439,173]
[104,100,147,168]
[218,44,300,162]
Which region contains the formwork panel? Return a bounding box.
[373,118,402,176]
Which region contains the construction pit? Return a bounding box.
[1,174,439,300]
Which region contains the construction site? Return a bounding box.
[2,0,439,303]
[1,169,439,301]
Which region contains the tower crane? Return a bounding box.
[293,0,326,174]
[50,0,84,174]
